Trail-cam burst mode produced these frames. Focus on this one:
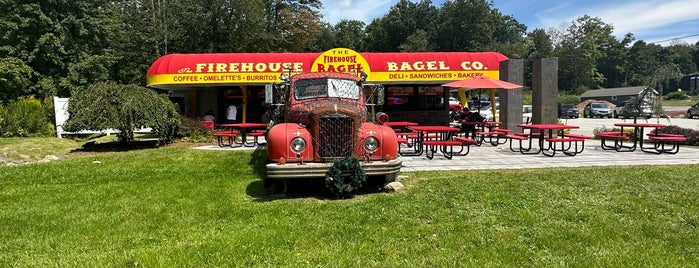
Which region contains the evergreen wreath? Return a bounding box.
[325,156,366,198]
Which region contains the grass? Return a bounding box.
[662,95,699,106]
[0,137,81,163]
[1,142,698,266]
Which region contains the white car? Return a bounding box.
[478,104,531,122]
[523,105,532,123]
[478,104,498,121]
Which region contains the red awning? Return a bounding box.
[146,51,507,89]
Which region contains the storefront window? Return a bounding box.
[384,86,416,111]
[383,85,446,111]
[417,86,446,110]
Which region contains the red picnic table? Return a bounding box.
[405,125,473,159]
[515,123,588,156]
[220,123,268,147]
[609,122,684,154]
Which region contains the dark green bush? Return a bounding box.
[0,96,55,137]
[64,82,178,144]
[559,94,581,105]
[664,91,689,100]
[177,116,213,143]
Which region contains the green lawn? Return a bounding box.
[662,95,699,106]
[1,144,698,267]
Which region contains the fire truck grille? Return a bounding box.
[318,116,354,159]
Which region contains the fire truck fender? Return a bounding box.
[356,122,400,160]
[266,123,314,163]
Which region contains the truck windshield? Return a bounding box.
[294,78,360,100]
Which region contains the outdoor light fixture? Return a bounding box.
[280,72,290,82]
[360,71,368,82]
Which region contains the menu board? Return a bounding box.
[418,86,441,96]
[387,87,414,96]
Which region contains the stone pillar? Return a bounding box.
[499,59,524,132]
[532,58,558,124]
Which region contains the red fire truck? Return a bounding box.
[265,71,402,193]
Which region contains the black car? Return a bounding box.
[688,102,699,119]
[558,103,579,118]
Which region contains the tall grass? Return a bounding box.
[1,146,698,266]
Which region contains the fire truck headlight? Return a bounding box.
[363,137,379,152]
[290,137,306,152]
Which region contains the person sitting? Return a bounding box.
[202,110,216,122]
[460,107,485,139]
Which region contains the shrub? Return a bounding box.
[64,82,178,144]
[0,96,55,137]
[559,94,581,105]
[664,91,689,101]
[592,126,634,137]
[177,116,213,143]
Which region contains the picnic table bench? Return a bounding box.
[213,130,239,147]
[643,134,687,154]
[542,136,589,157]
[422,136,475,160]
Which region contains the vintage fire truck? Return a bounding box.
[265,71,402,191]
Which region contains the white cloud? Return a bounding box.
[529,0,699,43]
[594,0,699,35]
[321,0,395,25]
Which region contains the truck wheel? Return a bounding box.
[384,173,397,184]
[264,179,285,195]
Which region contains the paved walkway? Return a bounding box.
[196,140,699,171]
[398,143,699,171]
[197,117,699,171]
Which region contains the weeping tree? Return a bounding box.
[63,82,179,143]
[618,88,657,123]
[649,64,683,121]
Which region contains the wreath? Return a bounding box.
[325,157,366,198]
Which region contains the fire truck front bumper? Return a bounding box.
[266,158,402,179]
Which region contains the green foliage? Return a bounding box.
[325,156,366,198]
[63,82,178,144]
[0,0,123,97]
[0,57,34,104]
[177,116,213,143]
[665,91,689,100]
[1,0,698,105]
[556,16,614,92]
[658,125,699,146]
[558,94,580,105]
[0,96,54,137]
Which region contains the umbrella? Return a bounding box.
[442,76,522,121]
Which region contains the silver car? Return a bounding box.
[583,102,612,118]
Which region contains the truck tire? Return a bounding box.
[384,173,397,184]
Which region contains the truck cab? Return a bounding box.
[265,72,402,191]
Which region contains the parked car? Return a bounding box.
[477,102,500,121]
[583,102,612,118]
[614,101,652,119]
[558,103,579,119]
[523,105,532,123]
[688,102,699,119]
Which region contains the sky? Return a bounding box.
[319,0,699,46]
